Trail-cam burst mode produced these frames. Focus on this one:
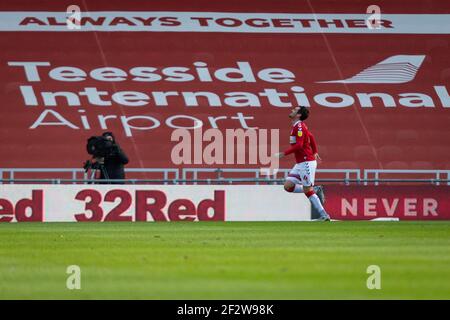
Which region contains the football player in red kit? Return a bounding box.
[275,106,330,221]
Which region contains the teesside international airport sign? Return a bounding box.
[8,55,450,139]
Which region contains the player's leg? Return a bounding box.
[313,185,325,205]
[284,165,304,193]
[309,161,325,204]
[300,161,330,221]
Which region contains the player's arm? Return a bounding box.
[283,137,305,155]
[309,132,322,162]
[275,124,305,158]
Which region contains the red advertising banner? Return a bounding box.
[0,184,311,222]
[325,185,450,220]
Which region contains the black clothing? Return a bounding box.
[99,144,129,183]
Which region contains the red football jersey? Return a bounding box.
[283,120,318,163]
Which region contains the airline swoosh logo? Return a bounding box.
[318,55,425,84]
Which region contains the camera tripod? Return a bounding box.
[85,160,111,184]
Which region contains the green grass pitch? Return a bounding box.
[0,221,449,299]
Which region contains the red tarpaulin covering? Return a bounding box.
[0,0,449,171]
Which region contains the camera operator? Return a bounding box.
[93,132,129,184]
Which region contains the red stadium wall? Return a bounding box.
[0,0,449,172]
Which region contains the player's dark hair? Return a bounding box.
[297,106,309,121]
